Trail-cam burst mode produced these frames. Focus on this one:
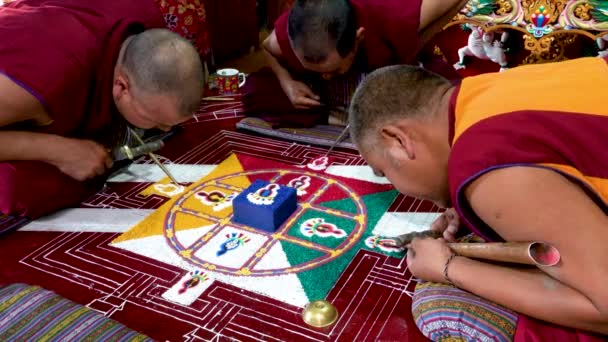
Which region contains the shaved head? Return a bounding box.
[349,65,451,149]
[120,28,204,115]
[288,0,357,63]
[348,65,454,207]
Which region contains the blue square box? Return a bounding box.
[232,180,297,232]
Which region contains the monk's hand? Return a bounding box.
[282,79,321,109]
[406,237,454,284]
[50,137,113,181]
[430,208,460,242]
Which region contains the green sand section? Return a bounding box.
[287,210,356,249]
[282,190,399,301]
[323,198,358,214]
[279,240,327,300]
[314,188,359,214]
[322,189,405,257]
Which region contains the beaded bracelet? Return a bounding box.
[443,252,458,286]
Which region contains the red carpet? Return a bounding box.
[0,99,442,341]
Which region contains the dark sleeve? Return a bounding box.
[382,0,423,64]
[356,0,423,69]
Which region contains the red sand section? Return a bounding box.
[0,100,429,341]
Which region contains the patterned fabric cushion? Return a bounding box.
[412,282,518,342]
[236,117,355,149]
[411,234,517,342]
[0,283,152,341]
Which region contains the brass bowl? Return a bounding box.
[302,300,338,328]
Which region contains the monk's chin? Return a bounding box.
[123,117,155,130]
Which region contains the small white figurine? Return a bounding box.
[596,35,608,57]
[453,26,509,72]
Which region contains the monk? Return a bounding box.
[348,59,608,340]
[0,0,204,219]
[242,0,468,127]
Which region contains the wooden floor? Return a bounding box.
[216,30,271,74]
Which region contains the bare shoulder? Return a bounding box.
[419,0,469,31]
[0,74,48,127]
[464,166,607,241]
[262,30,283,58]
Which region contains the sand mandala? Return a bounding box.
[112,153,401,308]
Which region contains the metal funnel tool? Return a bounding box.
[324,124,350,157]
[112,140,164,161]
[448,241,560,267]
[390,230,561,267]
[128,128,180,185]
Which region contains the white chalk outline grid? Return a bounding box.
[16,111,442,341]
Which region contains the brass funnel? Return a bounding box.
[302,300,338,328]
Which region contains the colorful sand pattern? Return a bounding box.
[112,153,401,306]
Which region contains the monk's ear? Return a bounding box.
[380,123,416,161]
[112,72,130,100]
[356,27,365,43]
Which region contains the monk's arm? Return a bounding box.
[449,257,608,333]
[262,30,295,87]
[0,131,68,163]
[418,0,469,47]
[0,74,71,164]
[449,166,608,333]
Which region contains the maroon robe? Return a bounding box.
[447,57,608,341]
[0,0,165,218]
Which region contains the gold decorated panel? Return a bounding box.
[445,0,608,65]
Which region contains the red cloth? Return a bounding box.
[0,0,165,218]
[515,316,606,342]
[0,162,103,219]
[274,0,422,72]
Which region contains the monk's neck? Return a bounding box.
[438,85,457,147]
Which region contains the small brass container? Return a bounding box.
[301,300,338,328]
